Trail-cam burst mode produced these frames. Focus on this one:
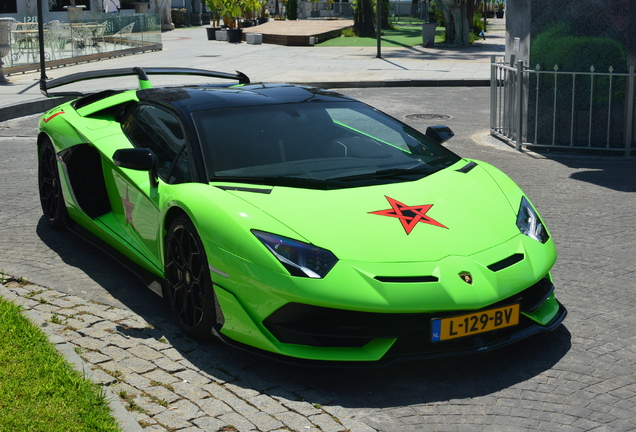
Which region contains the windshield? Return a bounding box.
[192,100,460,188]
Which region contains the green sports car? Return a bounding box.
[38,67,566,364]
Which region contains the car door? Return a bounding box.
[104,102,195,272]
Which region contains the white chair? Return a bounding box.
[71,24,92,55]
[90,21,107,52]
[112,22,134,49]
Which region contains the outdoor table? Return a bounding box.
[10,28,45,63]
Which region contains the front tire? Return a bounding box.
[164,215,217,339]
[38,138,67,230]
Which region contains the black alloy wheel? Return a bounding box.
[38,138,67,230]
[165,215,216,338]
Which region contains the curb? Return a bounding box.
[0,283,143,432]
[0,79,490,123]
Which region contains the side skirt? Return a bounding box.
[65,217,165,297]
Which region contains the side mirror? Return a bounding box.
[425,125,454,144]
[113,148,159,188]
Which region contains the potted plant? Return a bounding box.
[495,0,504,18]
[206,0,223,39]
[484,0,495,18]
[220,0,245,42]
[257,0,269,24]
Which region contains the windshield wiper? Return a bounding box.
[329,165,444,182]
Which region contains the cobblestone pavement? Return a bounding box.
[1,88,636,432]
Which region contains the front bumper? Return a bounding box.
[213,276,567,365]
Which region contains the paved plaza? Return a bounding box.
[1,84,636,431]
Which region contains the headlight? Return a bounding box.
[252,230,338,278]
[516,197,549,243]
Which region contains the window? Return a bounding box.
[0,1,17,13]
[48,0,91,12]
[123,105,192,184]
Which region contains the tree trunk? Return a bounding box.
[381,0,391,29]
[354,0,375,37]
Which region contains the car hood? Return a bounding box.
[223,161,522,263]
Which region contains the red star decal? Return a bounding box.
[121,186,135,228]
[370,196,448,234]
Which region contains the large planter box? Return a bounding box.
[207,27,221,40]
[226,28,242,43]
[246,33,262,44]
[215,30,228,41]
[422,22,436,48]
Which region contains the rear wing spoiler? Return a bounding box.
[40,67,251,98]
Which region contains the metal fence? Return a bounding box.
[490,56,635,157]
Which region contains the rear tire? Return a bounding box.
[164,215,217,339]
[38,138,67,230]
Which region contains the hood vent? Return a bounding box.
[456,161,478,173]
[487,253,524,272]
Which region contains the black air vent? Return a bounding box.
[375,276,439,283]
[216,186,272,194]
[456,161,478,173]
[487,254,524,272]
[72,90,124,110]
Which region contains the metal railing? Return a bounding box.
[491,55,635,157]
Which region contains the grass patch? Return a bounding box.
[0,298,121,432]
[318,25,444,48]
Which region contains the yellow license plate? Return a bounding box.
[431,304,520,342]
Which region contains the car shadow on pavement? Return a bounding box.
[229,325,573,409]
[36,215,572,417]
[540,153,636,193]
[35,217,166,313]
